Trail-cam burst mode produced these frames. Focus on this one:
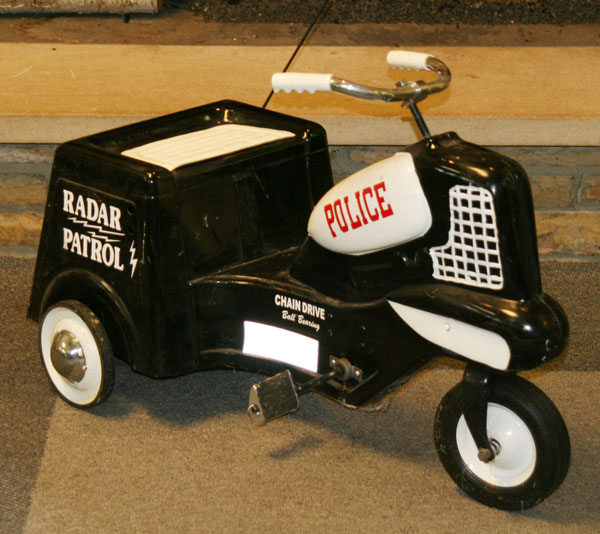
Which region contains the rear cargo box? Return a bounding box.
[29,100,333,377]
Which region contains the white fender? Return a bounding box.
[308,152,432,255]
[388,301,511,370]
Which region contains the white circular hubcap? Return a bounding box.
[41,307,103,406]
[456,403,536,487]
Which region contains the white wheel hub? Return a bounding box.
[41,306,103,406]
[456,403,536,487]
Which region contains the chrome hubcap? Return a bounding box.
[50,330,87,383]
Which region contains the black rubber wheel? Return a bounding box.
[39,300,115,408]
[434,373,570,510]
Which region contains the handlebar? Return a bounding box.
[272,51,450,104]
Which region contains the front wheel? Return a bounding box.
[434,373,570,510]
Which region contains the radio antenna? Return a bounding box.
[262,0,333,109]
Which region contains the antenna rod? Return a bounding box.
[262,0,332,109]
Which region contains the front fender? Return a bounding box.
[388,283,568,371]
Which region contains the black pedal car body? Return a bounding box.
[29,51,571,511]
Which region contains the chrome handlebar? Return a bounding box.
[272,53,451,105]
[329,57,450,104]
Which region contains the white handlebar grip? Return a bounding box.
[386,51,432,71]
[272,73,333,94]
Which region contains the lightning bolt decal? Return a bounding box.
[89,231,120,243]
[129,241,138,278]
[68,217,125,237]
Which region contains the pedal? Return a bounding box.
[248,370,300,426]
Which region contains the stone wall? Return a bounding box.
[0,145,53,256]
[1,144,598,258]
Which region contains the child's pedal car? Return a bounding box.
[29,51,571,511]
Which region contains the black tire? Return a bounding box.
[434,373,570,510]
[39,300,115,408]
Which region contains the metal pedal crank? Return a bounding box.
[248,357,362,426]
[248,370,300,426]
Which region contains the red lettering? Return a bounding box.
[344,196,362,230]
[374,181,394,218]
[355,191,368,225]
[362,187,379,221]
[333,199,348,233]
[322,181,394,239]
[324,203,336,238]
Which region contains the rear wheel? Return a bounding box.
[434,373,570,510]
[39,300,114,408]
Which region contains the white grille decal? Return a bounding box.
[430,185,503,290]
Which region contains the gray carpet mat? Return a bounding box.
[1,258,598,533]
